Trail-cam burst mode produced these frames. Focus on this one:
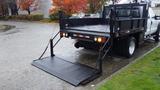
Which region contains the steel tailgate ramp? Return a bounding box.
[32,56,100,86]
[32,32,111,86]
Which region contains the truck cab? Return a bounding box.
[146,7,160,36]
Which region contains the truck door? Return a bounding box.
[146,8,159,35]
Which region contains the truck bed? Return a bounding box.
[64,25,110,37]
[67,25,110,33]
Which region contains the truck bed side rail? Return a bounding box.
[60,18,108,29]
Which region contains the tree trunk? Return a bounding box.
[27,9,31,15]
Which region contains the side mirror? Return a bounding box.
[155,15,160,20]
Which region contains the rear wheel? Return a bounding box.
[154,24,160,42]
[114,37,136,58]
[122,37,136,58]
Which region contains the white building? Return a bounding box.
[151,0,160,7]
[39,0,52,18]
[19,0,52,18]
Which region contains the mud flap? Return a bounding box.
[32,56,101,86]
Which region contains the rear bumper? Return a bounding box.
[60,30,110,43]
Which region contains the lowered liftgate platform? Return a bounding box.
[32,32,111,86]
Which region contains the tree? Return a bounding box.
[0,0,5,16]
[0,0,19,16]
[17,0,38,15]
[0,0,9,16]
[50,0,88,15]
[88,0,107,13]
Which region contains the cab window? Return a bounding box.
[148,8,155,18]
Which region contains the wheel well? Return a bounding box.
[131,32,144,47]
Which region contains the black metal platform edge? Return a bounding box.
[33,56,99,71]
[31,56,101,86]
[32,61,79,86]
[80,71,101,85]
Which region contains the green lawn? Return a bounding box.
[97,47,160,90]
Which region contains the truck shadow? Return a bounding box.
[75,39,159,86]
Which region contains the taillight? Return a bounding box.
[94,37,107,43]
[60,32,68,37]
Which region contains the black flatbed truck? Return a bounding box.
[59,3,148,57]
[32,3,160,86]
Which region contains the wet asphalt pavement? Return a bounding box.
[0,21,159,90]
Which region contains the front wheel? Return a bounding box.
[154,24,160,42]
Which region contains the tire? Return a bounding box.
[154,23,160,42]
[74,41,80,48]
[122,37,136,58]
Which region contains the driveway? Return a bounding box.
[0,21,159,90]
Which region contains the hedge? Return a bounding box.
[49,12,59,20]
[0,14,44,21]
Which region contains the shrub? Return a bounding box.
[0,16,4,20]
[49,12,59,20]
[0,14,44,21]
[28,14,44,21]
